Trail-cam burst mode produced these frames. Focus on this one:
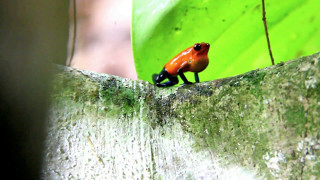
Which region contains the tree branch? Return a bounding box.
[43,53,320,179]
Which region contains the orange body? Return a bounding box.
[164,42,210,76]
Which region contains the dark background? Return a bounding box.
[0,1,68,179]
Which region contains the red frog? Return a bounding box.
[152,42,210,87]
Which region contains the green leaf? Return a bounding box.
[132,0,320,84]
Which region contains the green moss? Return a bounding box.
[52,72,99,103]
[284,105,307,135]
[312,162,320,176]
[172,83,271,175]
[99,81,142,118]
[52,71,149,120]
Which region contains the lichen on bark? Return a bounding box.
[44,53,320,179]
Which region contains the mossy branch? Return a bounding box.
[44,53,320,179]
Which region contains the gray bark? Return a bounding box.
[43,53,320,179]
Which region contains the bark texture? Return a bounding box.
[43,53,320,179]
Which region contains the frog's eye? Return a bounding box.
[193,43,201,51]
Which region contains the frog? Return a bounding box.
[152,42,210,87]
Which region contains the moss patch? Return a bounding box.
[284,105,307,135]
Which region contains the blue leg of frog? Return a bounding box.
[152,68,178,87]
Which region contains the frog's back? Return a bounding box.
[164,47,193,75]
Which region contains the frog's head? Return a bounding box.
[193,42,210,56]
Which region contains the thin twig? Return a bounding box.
[262,0,275,65]
[86,136,105,166]
[67,0,77,66]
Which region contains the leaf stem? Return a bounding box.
[262,0,275,65]
[67,0,77,66]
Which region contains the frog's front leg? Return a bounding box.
[178,69,192,84]
[194,72,199,83]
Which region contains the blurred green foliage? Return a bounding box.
[132,0,320,84]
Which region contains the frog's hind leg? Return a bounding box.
[152,74,160,84]
[153,68,167,83]
[153,68,179,87]
[157,76,178,87]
